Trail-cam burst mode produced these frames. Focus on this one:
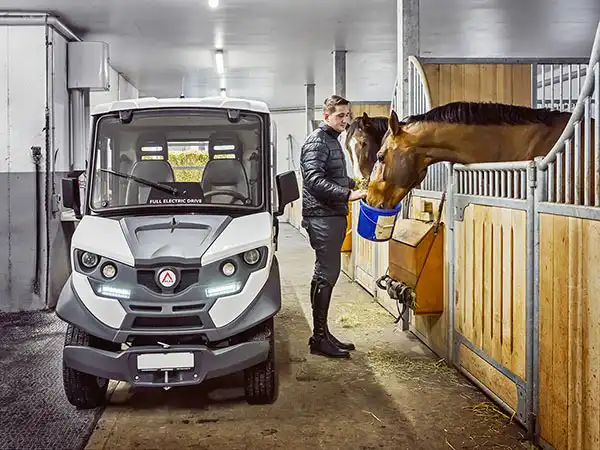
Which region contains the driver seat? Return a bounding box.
[201,133,249,204]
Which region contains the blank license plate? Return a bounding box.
[137,352,194,371]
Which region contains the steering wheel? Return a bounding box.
[203,189,250,205]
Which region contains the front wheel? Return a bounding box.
[62,325,109,409]
[244,317,278,405]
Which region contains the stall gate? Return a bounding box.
[386,20,600,447]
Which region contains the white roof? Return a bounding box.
[90,96,271,116]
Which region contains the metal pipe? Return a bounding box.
[525,161,536,435]
[557,152,564,203]
[540,21,600,169]
[0,12,81,42]
[575,121,582,204]
[566,139,573,204]
[595,62,600,206]
[447,164,456,366]
[584,97,592,206]
[548,162,555,202]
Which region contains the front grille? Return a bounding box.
[131,316,202,328]
[137,269,199,294]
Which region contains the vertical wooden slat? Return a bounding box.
[483,214,494,357]
[473,208,484,349]
[511,64,533,106]
[567,217,583,449]
[463,65,481,102]
[491,208,503,364]
[583,219,600,449]
[539,214,554,444]
[501,209,514,370]
[455,221,464,335]
[464,206,474,341]
[552,216,569,450]
[479,64,498,102]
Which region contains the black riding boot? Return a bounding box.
[308,280,350,358]
[309,280,356,351]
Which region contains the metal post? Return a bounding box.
[305,83,315,136]
[397,0,419,118]
[333,50,347,98]
[446,163,456,366]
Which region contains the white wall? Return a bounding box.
[0,25,48,311]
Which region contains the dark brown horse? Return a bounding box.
[344,112,389,180]
[366,101,577,209]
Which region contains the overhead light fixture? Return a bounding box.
[215,49,224,74]
[208,0,219,8]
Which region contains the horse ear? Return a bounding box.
[362,112,369,122]
[388,110,401,135]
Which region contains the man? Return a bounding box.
[300,95,367,359]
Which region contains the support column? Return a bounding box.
[397,0,419,118]
[333,50,347,98]
[305,83,315,136]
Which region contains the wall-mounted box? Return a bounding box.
[67,41,110,91]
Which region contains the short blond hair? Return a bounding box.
[323,95,350,115]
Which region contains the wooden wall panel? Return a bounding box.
[422,64,532,108]
[454,205,527,380]
[538,214,600,450]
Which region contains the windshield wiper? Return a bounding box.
[99,168,179,195]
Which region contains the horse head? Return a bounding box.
[345,112,388,180]
[366,110,430,209]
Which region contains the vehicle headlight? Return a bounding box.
[101,263,117,279]
[80,251,99,269]
[243,249,261,265]
[221,261,236,277]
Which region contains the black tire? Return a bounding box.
[244,317,278,405]
[62,324,109,409]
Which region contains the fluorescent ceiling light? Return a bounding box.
[215,50,224,74]
[208,0,219,9]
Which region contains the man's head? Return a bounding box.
[323,95,351,133]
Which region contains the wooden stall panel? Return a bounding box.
[454,204,527,381]
[459,343,519,411]
[538,214,600,450]
[422,63,532,108]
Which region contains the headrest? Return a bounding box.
[201,159,247,187]
[208,132,242,160]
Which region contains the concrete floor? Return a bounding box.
[83,223,534,450]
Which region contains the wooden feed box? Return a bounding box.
[388,218,444,315]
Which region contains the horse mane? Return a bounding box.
[401,101,570,126]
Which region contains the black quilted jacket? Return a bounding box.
[300,123,355,217]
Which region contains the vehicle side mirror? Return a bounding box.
[275,170,299,217]
[62,171,84,217]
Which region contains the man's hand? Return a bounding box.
[348,189,367,202]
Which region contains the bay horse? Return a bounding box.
[366,101,580,209]
[344,112,389,180]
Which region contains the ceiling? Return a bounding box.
[1,0,599,109]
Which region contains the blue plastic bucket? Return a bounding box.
[357,199,402,242]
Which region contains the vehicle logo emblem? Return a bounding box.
[158,269,177,288]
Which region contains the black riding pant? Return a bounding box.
[302,216,347,287]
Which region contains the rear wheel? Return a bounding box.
[244,317,278,405]
[62,324,109,409]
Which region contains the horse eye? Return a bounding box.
[377,153,385,162]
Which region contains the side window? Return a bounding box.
[168,141,209,182]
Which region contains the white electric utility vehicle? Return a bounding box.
[57,96,299,409]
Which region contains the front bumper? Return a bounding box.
[64,340,269,387]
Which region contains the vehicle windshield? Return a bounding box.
[89,108,265,211]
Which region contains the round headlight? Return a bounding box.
[243,249,260,265]
[221,261,236,277]
[81,252,99,268]
[101,263,117,279]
